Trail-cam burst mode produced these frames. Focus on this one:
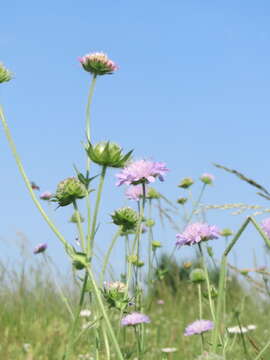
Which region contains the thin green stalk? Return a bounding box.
[224,217,250,256]
[0,106,71,253]
[90,165,107,250]
[86,75,97,143]
[254,338,270,360]
[86,266,124,360]
[102,322,111,360]
[198,283,202,319]
[100,229,121,284]
[186,184,206,224]
[236,314,251,360]
[147,199,153,285]
[73,200,86,251]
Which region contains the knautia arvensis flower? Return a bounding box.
[40,191,53,200]
[200,173,215,185]
[54,177,88,207]
[116,159,168,186]
[111,207,139,231]
[184,319,214,336]
[79,52,118,76]
[69,212,85,223]
[33,243,47,254]
[0,63,12,84]
[121,312,150,326]
[176,222,220,247]
[86,141,132,168]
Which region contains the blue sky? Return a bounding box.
[1,1,270,274]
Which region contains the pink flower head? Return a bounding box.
[262,218,270,238]
[33,243,47,254]
[125,185,144,201]
[40,191,53,200]
[184,319,214,336]
[116,160,168,186]
[121,312,150,326]
[176,223,220,247]
[79,52,118,76]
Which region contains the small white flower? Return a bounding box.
[80,309,91,317]
[161,347,177,353]
[227,326,248,334]
[247,324,256,331]
[23,343,32,352]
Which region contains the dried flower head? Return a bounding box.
[0,63,12,84]
[79,52,118,76]
[184,319,214,336]
[176,223,220,247]
[116,160,168,186]
[121,312,150,326]
[33,243,47,254]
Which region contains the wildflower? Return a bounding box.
[177,197,188,205]
[116,160,168,186]
[104,281,127,293]
[54,177,88,207]
[33,243,47,254]
[111,207,139,231]
[200,173,214,185]
[69,212,85,223]
[157,299,164,305]
[40,191,53,200]
[31,181,40,190]
[161,348,177,353]
[80,309,91,317]
[0,63,12,83]
[220,228,233,237]
[227,325,248,334]
[247,324,257,331]
[126,185,143,201]
[86,141,132,168]
[176,223,220,247]
[178,177,194,189]
[152,241,161,249]
[261,218,270,238]
[121,312,150,326]
[79,52,118,76]
[184,319,214,336]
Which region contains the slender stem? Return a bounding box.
[147,199,153,285]
[0,106,71,253]
[86,266,124,360]
[250,216,270,248]
[73,200,86,251]
[100,229,121,284]
[186,184,206,224]
[86,75,97,143]
[102,322,111,360]
[254,338,270,360]
[198,283,202,319]
[224,217,250,256]
[90,165,107,250]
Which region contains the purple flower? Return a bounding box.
[261,218,270,238]
[40,191,53,200]
[125,185,143,201]
[33,243,47,254]
[200,173,215,185]
[116,160,168,186]
[176,223,220,247]
[184,320,214,336]
[121,312,150,326]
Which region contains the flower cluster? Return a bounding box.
[79,52,118,76]
[184,319,214,336]
[176,223,220,247]
[116,160,168,186]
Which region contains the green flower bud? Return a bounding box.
[145,218,155,227]
[220,228,233,237]
[54,177,88,207]
[207,246,214,258]
[177,197,188,205]
[72,252,88,270]
[69,212,85,223]
[189,268,206,283]
[147,187,160,199]
[86,141,132,168]
[200,173,214,185]
[203,285,218,299]
[152,241,162,249]
[183,261,192,269]
[178,177,194,189]
[127,255,138,264]
[240,269,249,276]
[0,63,12,84]
[111,207,139,231]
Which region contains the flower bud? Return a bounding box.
[69,212,85,223]
[86,141,132,168]
[33,243,47,254]
[189,268,206,283]
[111,207,139,231]
[145,219,155,227]
[40,191,53,200]
[177,197,188,205]
[147,187,160,199]
[54,177,88,207]
[79,52,118,76]
[0,63,12,84]
[178,177,194,189]
[220,228,233,237]
[152,241,161,249]
[200,173,214,185]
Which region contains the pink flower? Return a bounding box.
[121,312,150,326]
[40,191,53,200]
[176,223,220,246]
[79,52,118,76]
[125,185,143,201]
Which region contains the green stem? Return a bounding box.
[73,200,86,251]
[86,75,97,143]
[0,106,71,253]
[186,184,206,224]
[90,165,107,250]
[100,229,121,284]
[198,283,202,319]
[86,266,124,360]
[254,338,270,360]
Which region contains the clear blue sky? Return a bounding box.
[1,1,270,274]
